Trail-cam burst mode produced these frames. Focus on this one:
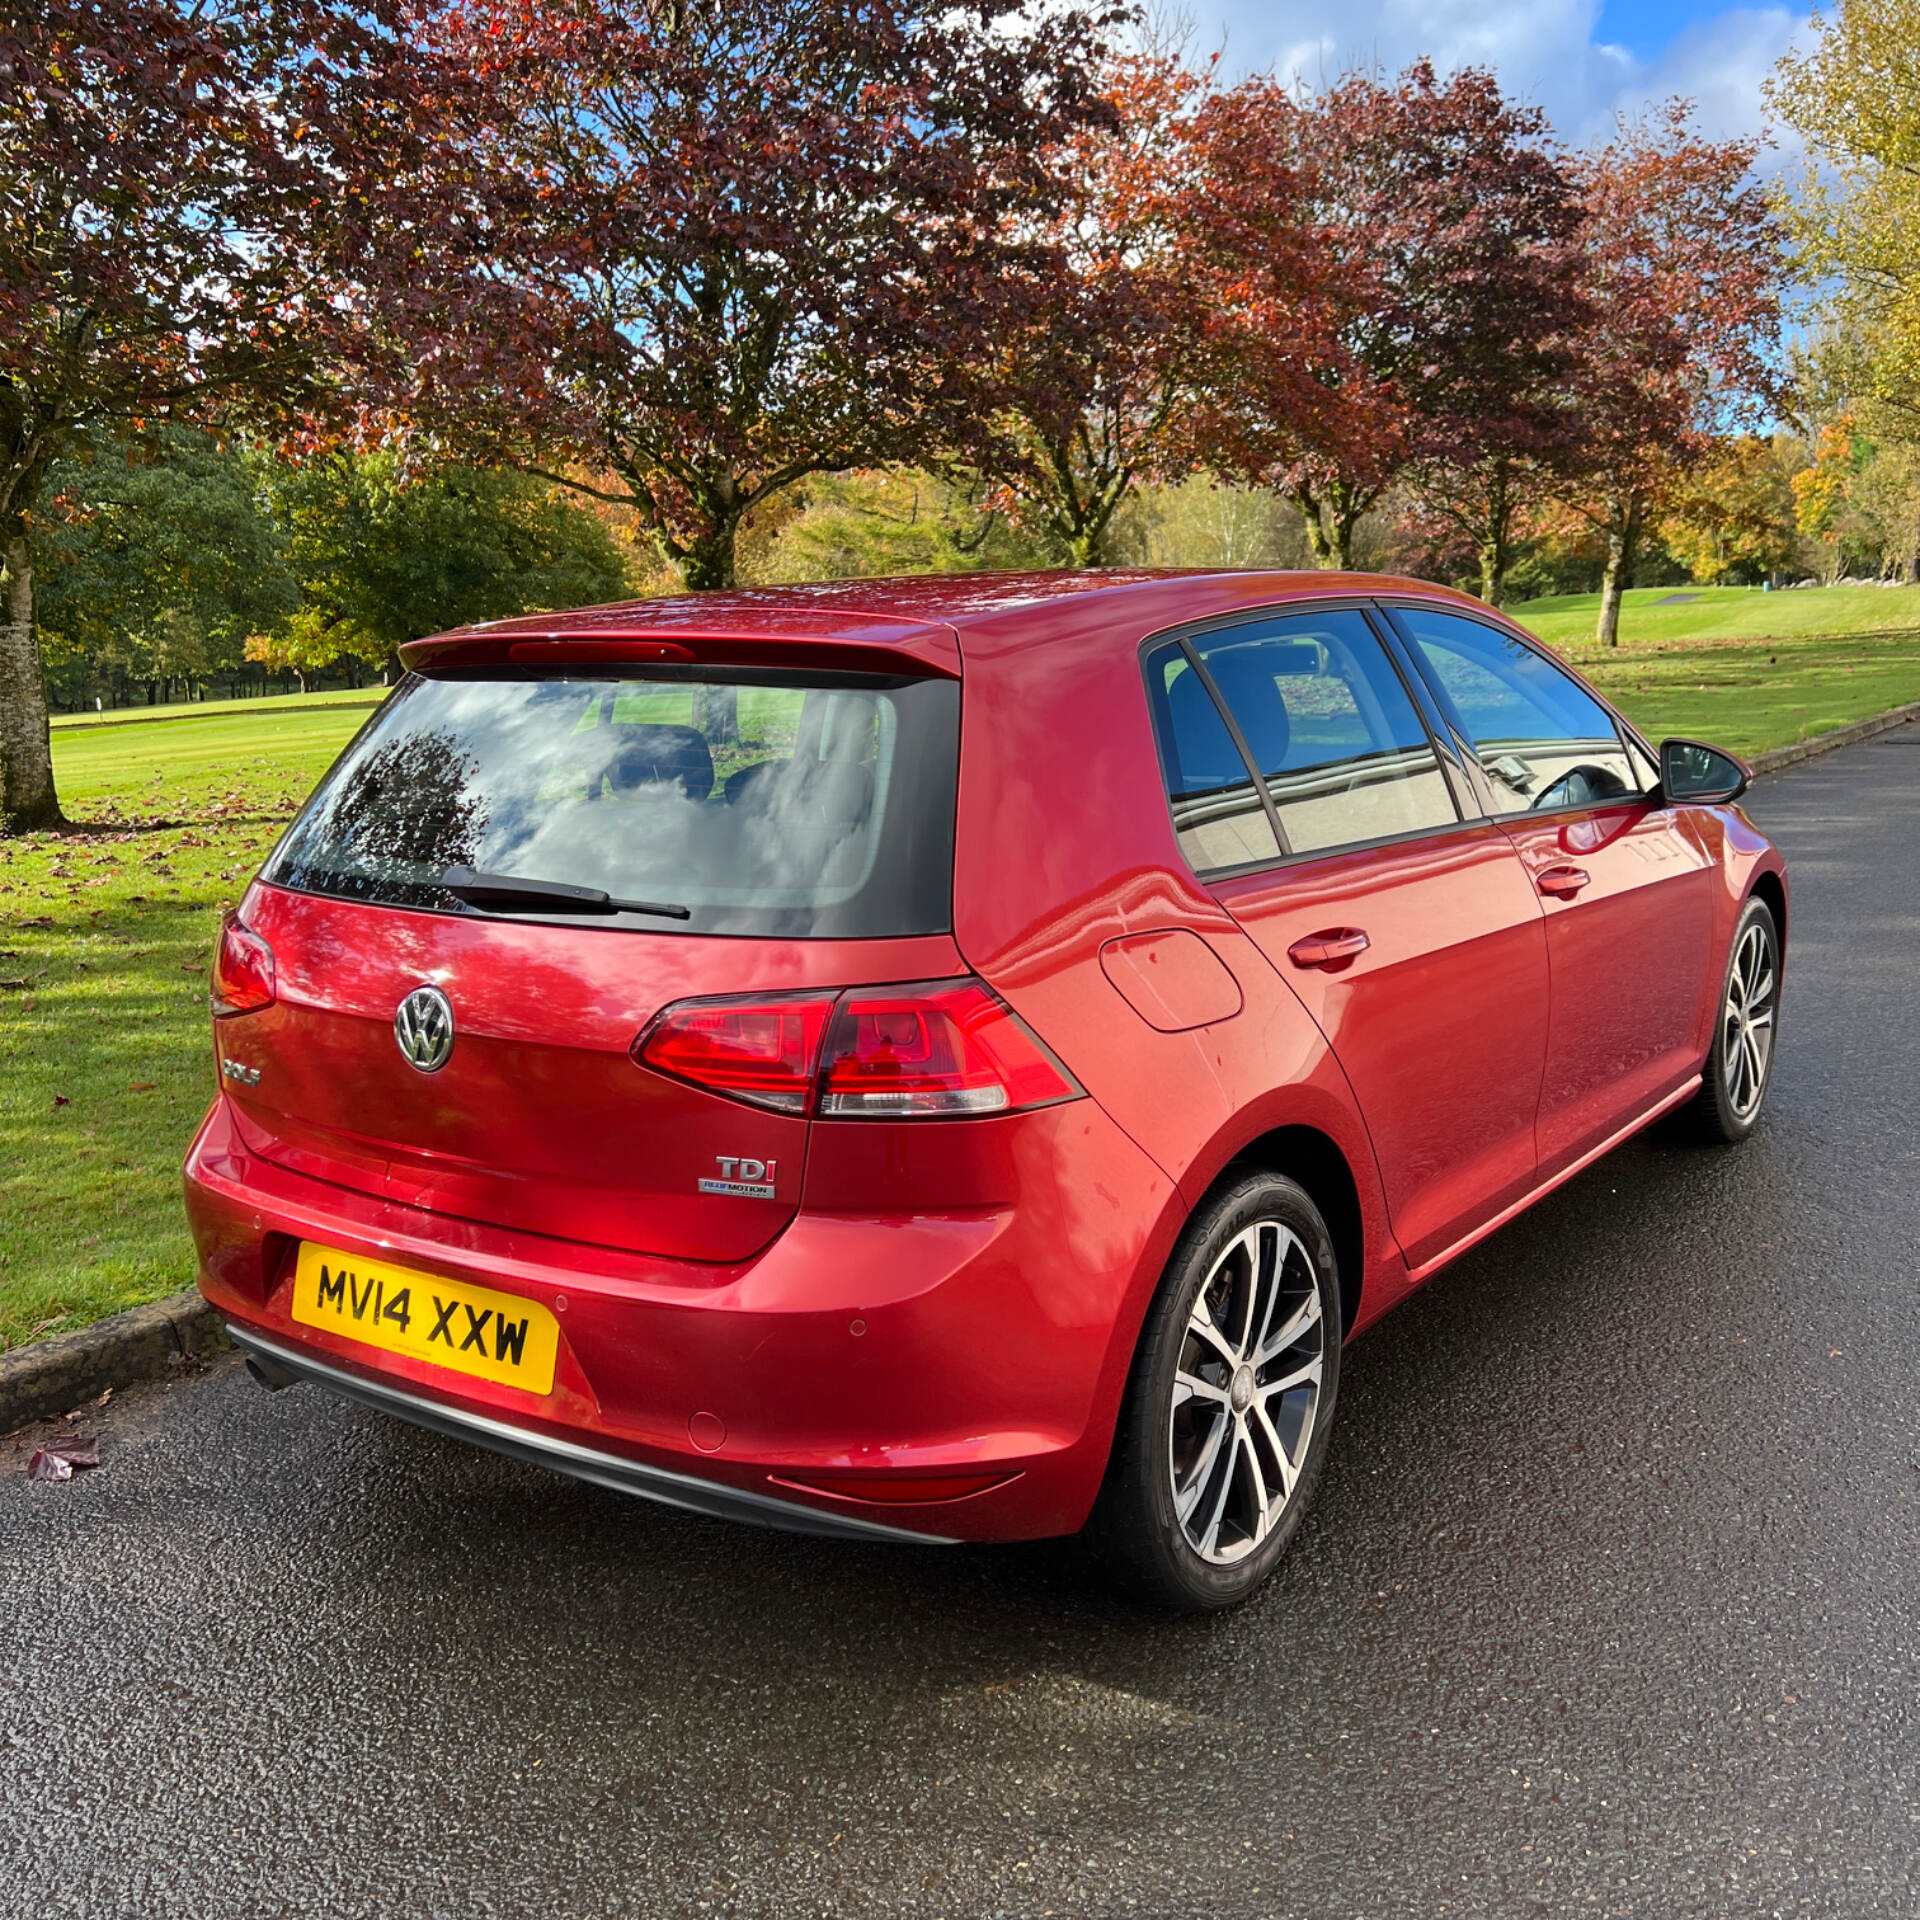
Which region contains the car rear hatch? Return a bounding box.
[211,619,964,1265]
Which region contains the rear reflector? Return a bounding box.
[211,913,275,1017]
[770,1470,1019,1506]
[633,977,1081,1119]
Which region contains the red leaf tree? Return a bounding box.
[365,0,1120,590]
[949,53,1210,566]
[1566,105,1788,646]
[1191,62,1587,578]
[0,0,406,831]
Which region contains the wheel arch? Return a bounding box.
[1210,1125,1366,1337]
[1749,864,1787,953]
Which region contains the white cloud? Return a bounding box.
[1197,0,1814,150]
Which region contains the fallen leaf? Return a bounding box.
[27,1435,100,1482]
[128,1082,158,1092]
[52,1095,69,1108]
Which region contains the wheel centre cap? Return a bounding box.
[1230,1365,1255,1413]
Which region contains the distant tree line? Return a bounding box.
[4,0,1900,829]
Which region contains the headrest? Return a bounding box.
[1201,648,1292,775]
[607,723,714,799]
[1166,667,1249,792]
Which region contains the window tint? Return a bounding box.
[1395,607,1638,815]
[1185,610,1458,857]
[1147,647,1284,871]
[265,670,958,937]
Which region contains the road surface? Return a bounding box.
[5,733,1918,1919]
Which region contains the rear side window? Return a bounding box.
[1147,650,1285,871]
[1394,607,1638,814]
[1147,609,1458,868]
[264,670,959,937]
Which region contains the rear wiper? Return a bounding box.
[441,866,691,921]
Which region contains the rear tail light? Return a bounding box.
[211,913,275,1017]
[635,993,836,1113]
[633,978,1081,1119]
[817,979,1079,1116]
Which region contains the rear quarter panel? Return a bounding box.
[946,595,1404,1367]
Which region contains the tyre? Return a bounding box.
[1088,1171,1341,1612]
[1675,895,1780,1145]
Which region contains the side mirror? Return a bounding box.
[1659,737,1750,805]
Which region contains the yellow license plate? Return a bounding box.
[291,1243,559,1396]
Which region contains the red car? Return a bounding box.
[186,571,1784,1610]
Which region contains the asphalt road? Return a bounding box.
[5,734,1919,1920]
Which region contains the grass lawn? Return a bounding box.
[1509,581,1920,649]
[5,621,1920,1354]
[52,685,388,731]
[0,703,375,1353]
[1558,629,1920,759]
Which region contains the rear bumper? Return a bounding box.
[225,1325,954,1543]
[185,1095,1179,1543]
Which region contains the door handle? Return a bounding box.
[1287,927,1370,970]
[1535,865,1591,899]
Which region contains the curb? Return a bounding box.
[1751,700,1920,777]
[1,1291,227,1434]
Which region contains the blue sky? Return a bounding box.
[1196,0,1812,146]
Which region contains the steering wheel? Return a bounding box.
[1529,763,1633,810]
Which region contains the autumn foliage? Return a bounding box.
[1,0,1796,829]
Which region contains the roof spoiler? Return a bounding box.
[399,624,962,679]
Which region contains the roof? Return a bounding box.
[401,568,1495,674]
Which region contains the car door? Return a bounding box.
[1145,605,1551,1274]
[1385,603,1716,1177]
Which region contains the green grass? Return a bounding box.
[0,704,372,1352]
[1566,630,1920,758]
[1509,582,1920,649]
[5,623,1920,1353]
[52,685,388,731]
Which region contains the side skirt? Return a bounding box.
[1403,1074,1704,1289]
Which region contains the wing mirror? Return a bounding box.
[1658,737,1750,806]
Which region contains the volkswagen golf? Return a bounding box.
[186,570,1786,1610]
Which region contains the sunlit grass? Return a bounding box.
[6,624,1919,1351]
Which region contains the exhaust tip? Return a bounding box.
[245,1352,302,1394]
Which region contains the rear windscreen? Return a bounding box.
[263,670,960,937]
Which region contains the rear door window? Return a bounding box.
[1391,607,1639,815]
[1147,608,1459,868]
[264,670,959,937]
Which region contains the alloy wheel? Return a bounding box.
[1167,1220,1326,1566]
[1722,918,1777,1121]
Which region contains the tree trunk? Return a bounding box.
[679,520,739,591]
[0,530,62,833]
[1476,461,1513,607]
[1478,543,1503,607]
[1594,496,1641,648]
[693,685,739,743]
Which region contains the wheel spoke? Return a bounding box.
[1257,1289,1319,1366]
[1251,1398,1300,1499]
[1236,1424,1271,1545]
[1260,1355,1322,1400]
[1186,1294,1239,1372]
[1173,1409,1230,1525]
[1173,1370,1230,1409]
[1196,1422,1239,1554]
